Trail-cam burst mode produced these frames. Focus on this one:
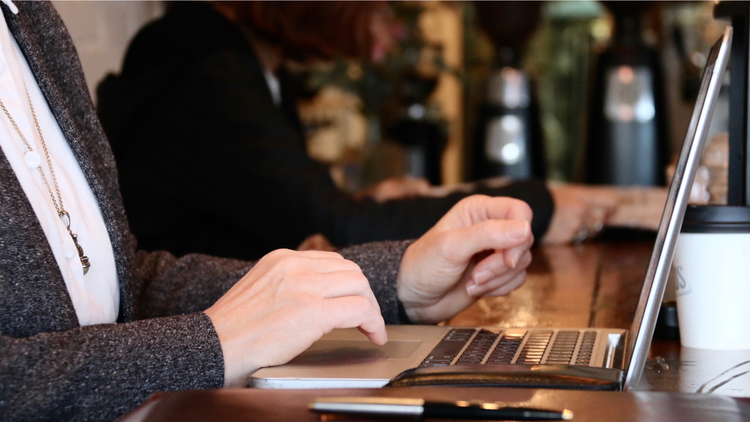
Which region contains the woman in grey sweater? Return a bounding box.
[0,2,534,421]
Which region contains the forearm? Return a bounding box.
[133,249,253,319]
[0,313,223,422]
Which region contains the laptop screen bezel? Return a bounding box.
[622,27,733,391]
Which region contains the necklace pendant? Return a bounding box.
[59,211,91,275]
[70,232,91,275]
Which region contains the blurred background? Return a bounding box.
[53,1,730,203]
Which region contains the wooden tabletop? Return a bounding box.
[448,239,750,396]
[119,387,750,422]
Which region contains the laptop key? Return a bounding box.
[544,331,581,364]
[486,332,525,364]
[420,329,477,366]
[516,331,553,364]
[456,329,498,364]
[573,331,597,365]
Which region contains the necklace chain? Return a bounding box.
[0,73,91,274]
[0,81,64,213]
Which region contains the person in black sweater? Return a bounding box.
[97,2,556,261]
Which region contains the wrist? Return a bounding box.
[396,293,423,323]
[396,244,422,323]
[396,281,421,323]
[204,309,262,388]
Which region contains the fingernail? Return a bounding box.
[466,283,483,297]
[508,221,529,240]
[474,270,492,285]
[509,250,522,269]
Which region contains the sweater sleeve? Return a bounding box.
[1,239,417,422]
[132,249,253,319]
[0,312,224,422]
[337,240,412,324]
[0,236,257,422]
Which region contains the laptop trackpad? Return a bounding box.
[288,340,422,366]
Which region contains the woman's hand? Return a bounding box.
[355,177,433,203]
[397,195,534,324]
[205,249,386,387]
[542,183,621,245]
[542,183,669,245]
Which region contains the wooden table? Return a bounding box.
[448,240,750,396]
[120,387,750,422]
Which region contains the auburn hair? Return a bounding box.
[215,1,389,62]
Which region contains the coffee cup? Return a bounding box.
[674,205,750,350]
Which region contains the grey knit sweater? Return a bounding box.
[0,3,408,421]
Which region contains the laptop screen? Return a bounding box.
[622,27,733,391]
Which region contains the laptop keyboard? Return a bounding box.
[420,328,598,368]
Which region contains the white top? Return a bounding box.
[0,3,119,326]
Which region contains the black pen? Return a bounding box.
[309,397,573,421]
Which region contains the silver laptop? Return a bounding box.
[250,27,732,393]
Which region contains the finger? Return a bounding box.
[503,236,534,269]
[515,250,533,271]
[582,187,622,209]
[323,296,387,345]
[467,268,515,296]
[306,256,363,274]
[311,271,380,314]
[269,253,362,274]
[467,258,528,297]
[266,249,343,260]
[588,206,608,230]
[471,251,508,285]
[473,196,533,223]
[442,219,532,263]
[503,198,534,223]
[296,249,343,258]
[472,250,531,286]
[479,271,528,298]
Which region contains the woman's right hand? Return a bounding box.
[204,249,386,387]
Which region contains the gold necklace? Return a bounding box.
[0,78,91,274]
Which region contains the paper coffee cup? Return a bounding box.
[674,205,750,350]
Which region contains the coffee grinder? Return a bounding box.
[471,1,546,181]
[585,2,670,186]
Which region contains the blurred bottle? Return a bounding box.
[472,1,546,180]
[585,2,669,186]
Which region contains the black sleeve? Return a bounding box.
[344,179,554,245]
